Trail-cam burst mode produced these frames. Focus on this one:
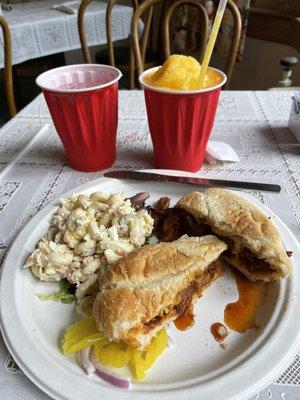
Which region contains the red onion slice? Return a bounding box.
[80,348,95,376]
[91,353,131,390]
[166,325,174,348]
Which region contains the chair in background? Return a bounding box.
[0,15,16,118]
[78,0,152,89]
[163,0,209,63]
[132,0,242,89]
[78,0,94,64]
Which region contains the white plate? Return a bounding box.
[1,170,300,400]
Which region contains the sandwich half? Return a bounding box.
[93,235,226,350]
[176,189,291,282]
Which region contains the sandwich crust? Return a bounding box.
[176,189,291,281]
[93,235,226,349]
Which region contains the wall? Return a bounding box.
[251,0,300,15]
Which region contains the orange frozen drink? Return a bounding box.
[143,55,223,91]
[140,55,226,172]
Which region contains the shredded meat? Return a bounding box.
[143,262,218,330]
[129,192,150,210]
[150,204,282,274]
[198,262,220,287]
[148,207,209,242]
[238,247,270,271]
[222,236,273,272]
[220,236,234,249]
[144,315,163,329]
[154,196,170,209]
[174,281,197,315]
[224,244,272,273]
[148,198,210,242]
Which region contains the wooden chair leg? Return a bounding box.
[0,16,17,118]
[224,0,242,89]
[5,67,16,118]
[78,0,93,64]
[12,67,21,108]
[129,47,135,89]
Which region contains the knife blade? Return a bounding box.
[104,170,281,193]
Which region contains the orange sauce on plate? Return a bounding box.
[210,322,229,342]
[174,313,195,331]
[224,269,268,333]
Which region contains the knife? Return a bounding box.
[104,170,281,193]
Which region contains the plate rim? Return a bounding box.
[1,169,300,400]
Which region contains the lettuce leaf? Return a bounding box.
[36,279,76,304]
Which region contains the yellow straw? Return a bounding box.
[199,0,228,86]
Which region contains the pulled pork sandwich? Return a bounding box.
[176,189,291,282]
[93,235,226,350]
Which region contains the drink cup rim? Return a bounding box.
[139,66,227,95]
[36,64,122,93]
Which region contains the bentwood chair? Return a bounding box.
[0,16,17,118]
[78,0,152,89]
[163,0,209,62]
[132,0,209,80]
[132,0,242,89]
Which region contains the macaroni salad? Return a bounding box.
[25,192,154,314]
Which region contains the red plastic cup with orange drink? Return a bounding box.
[139,55,227,172]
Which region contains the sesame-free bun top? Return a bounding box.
[176,189,291,281]
[93,235,226,350]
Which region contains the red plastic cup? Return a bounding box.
[36,64,122,172]
[139,67,227,172]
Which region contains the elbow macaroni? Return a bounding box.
[24,192,154,288]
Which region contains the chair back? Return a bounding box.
[224,0,242,88]
[106,0,140,67]
[163,0,209,63]
[0,16,16,118]
[78,0,93,64]
[78,0,140,65]
[131,0,242,89]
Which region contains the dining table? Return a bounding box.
[0,89,300,400]
[0,0,134,68]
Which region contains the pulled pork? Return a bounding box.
[149,206,208,242]
[154,196,170,210]
[143,262,218,330]
[173,281,197,315]
[129,192,150,210]
[148,197,278,276]
[239,247,270,271]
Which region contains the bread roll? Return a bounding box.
[93,235,226,350]
[176,189,291,281]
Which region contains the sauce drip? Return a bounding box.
[224,269,268,333]
[211,322,229,343]
[174,313,195,331]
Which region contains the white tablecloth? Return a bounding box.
[0,0,133,68]
[0,90,299,400]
